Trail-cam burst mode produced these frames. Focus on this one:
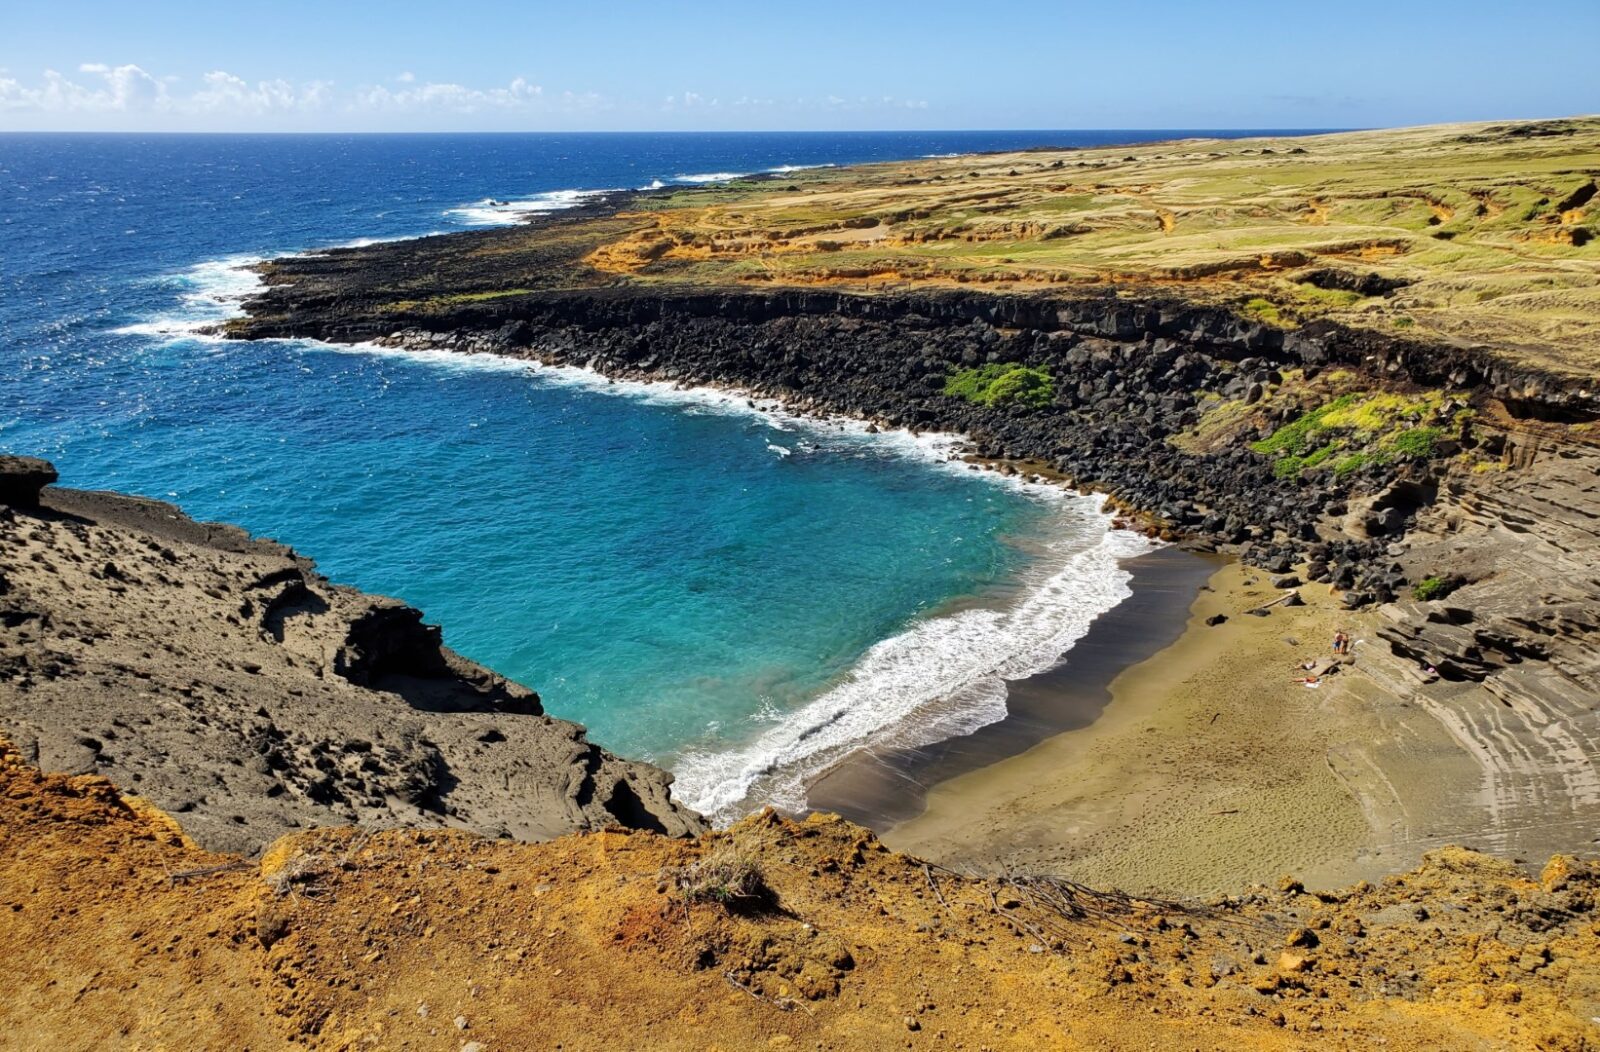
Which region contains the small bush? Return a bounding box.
[944,363,1055,409]
[672,844,773,912]
[1273,455,1307,479]
[1295,284,1364,308]
[1242,297,1289,327]
[1333,452,1374,477]
[1412,575,1459,601]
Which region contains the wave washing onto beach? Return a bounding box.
[672,513,1154,823]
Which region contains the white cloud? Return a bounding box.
[0,62,929,128]
[0,63,170,113]
[0,64,579,120]
[192,71,330,114]
[354,76,559,113]
[0,63,327,117]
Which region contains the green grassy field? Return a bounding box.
[263,118,1600,380]
[576,117,1600,377]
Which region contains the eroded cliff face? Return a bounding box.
[234,283,1585,600]
[0,460,703,853]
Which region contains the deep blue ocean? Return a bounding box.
[0,130,1267,818]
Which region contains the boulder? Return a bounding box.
[0,456,58,507]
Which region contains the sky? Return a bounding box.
[2,0,1597,133]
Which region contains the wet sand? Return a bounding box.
[806,545,1219,828]
[854,562,1448,896]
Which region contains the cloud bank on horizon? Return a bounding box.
[0,63,932,131]
[1,0,1595,132]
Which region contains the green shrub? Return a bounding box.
[944,363,1055,409]
[1412,575,1457,601]
[1242,297,1289,327]
[1333,452,1374,477]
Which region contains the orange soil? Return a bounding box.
[3,740,1599,1051]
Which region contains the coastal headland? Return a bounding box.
[4,117,1600,1047]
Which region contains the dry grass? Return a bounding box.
[671,835,775,911]
[573,117,1600,376]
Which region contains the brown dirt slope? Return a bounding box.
[3,740,1596,1051]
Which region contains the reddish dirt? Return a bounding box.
[2,739,1597,1051]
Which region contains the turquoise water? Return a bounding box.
[0,132,1185,816]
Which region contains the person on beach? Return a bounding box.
[1332,631,1349,656]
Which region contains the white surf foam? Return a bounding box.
[113,253,267,339]
[671,508,1156,823]
[672,171,747,184]
[668,163,835,187]
[444,187,618,227]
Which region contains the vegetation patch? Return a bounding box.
[1295,283,1365,309]
[381,288,535,313]
[1412,575,1461,601]
[1252,391,1461,479]
[944,362,1055,409]
[1241,297,1292,328]
[671,840,775,913]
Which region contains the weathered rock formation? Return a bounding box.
[0,460,703,853]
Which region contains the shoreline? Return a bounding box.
[215,118,1600,896]
[804,544,1219,829]
[882,560,1372,892]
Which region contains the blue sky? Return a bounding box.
[3,0,1596,132]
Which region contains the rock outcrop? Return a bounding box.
[0,464,703,853]
[0,454,57,507]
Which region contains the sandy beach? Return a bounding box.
[880,560,1462,896]
[805,545,1219,828]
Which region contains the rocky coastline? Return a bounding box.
[230,272,1570,607]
